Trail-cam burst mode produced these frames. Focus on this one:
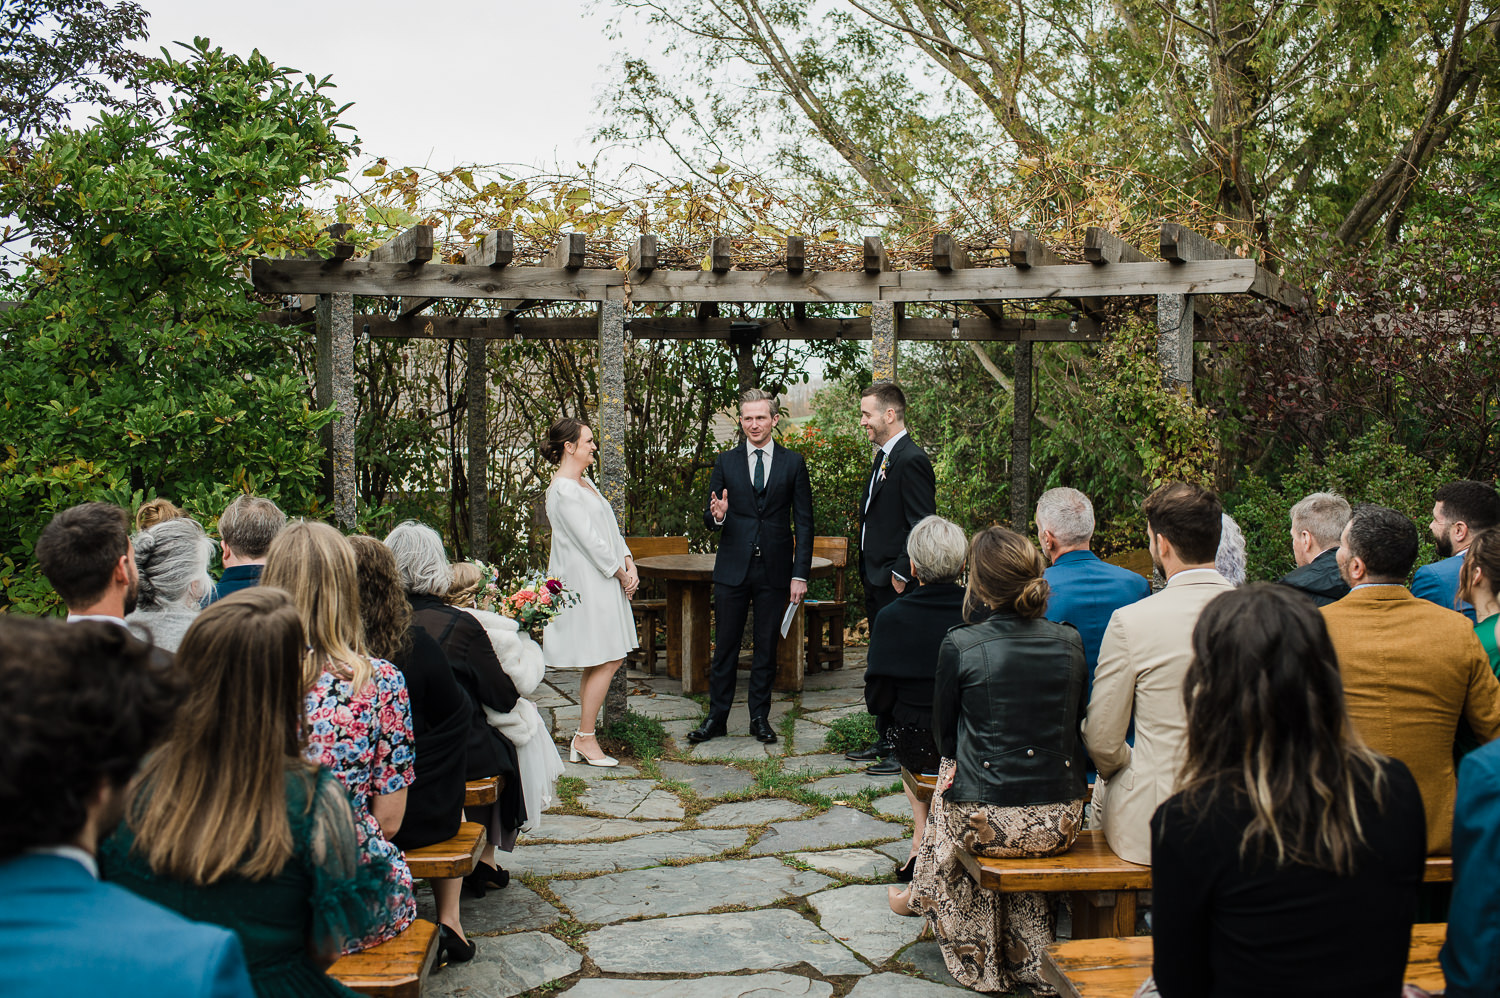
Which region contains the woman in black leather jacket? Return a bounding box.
[894,525,1089,995]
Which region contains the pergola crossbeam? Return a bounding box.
[368,224,434,266]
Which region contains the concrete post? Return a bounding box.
[315,293,357,528]
[466,335,490,560]
[871,302,898,381]
[1156,294,1195,393]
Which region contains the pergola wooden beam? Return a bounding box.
[931,233,1003,322]
[629,235,657,275]
[465,229,515,268]
[369,224,434,266]
[1084,227,1152,265]
[543,233,586,270]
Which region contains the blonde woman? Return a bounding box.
[540,417,639,766]
[261,522,421,957]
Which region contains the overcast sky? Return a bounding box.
[138,0,660,177]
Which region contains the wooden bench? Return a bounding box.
[1040,922,1447,997]
[328,918,440,998]
[403,821,487,880]
[901,766,937,804]
[958,829,1454,939]
[625,535,689,674]
[803,535,849,672]
[464,776,498,807]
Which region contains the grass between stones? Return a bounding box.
[554,776,588,808]
[599,709,668,761]
[822,712,879,753]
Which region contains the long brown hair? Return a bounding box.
[262,521,372,693]
[1177,584,1386,874]
[349,535,413,663]
[1458,527,1500,608]
[126,588,313,884]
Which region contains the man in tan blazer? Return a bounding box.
[1083,482,1235,865]
[1321,504,1500,854]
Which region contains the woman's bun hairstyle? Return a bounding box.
[965,526,1050,620]
[542,417,588,466]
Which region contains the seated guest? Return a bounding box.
[1036,487,1149,692]
[1215,513,1247,586]
[0,616,255,998]
[1322,504,1500,853]
[1443,736,1500,996]
[1148,584,1426,998]
[896,527,1088,995]
[1083,482,1233,865]
[384,522,523,896]
[863,515,970,879]
[1414,480,1500,620]
[102,590,403,996]
[261,523,418,954]
[1277,491,1351,607]
[36,502,139,627]
[135,497,185,532]
[447,563,564,835]
[125,517,217,652]
[1456,529,1500,757]
[348,536,474,957]
[212,495,285,602]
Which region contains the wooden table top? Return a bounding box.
[636,553,833,581]
[1041,922,1447,997]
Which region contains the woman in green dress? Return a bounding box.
[101,588,397,998]
[1456,528,1500,758]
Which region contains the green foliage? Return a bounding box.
[0,40,354,610]
[780,417,870,605]
[822,712,878,754]
[599,709,667,762]
[1228,425,1453,583]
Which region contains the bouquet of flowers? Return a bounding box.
[496,572,580,633]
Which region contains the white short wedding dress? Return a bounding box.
[542,476,639,671]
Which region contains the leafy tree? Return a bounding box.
[0,40,355,611]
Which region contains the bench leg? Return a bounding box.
[1068,890,1136,938]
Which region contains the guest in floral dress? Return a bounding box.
[102,588,403,997]
[262,522,418,956]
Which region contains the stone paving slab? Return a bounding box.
[520,815,679,842]
[510,828,748,875]
[748,807,903,855]
[626,693,704,721]
[790,848,895,880]
[807,885,927,963]
[780,753,855,776]
[800,705,867,726]
[425,929,581,998]
[873,793,913,819]
[689,736,785,761]
[532,687,574,709]
[586,909,869,976]
[698,799,808,827]
[550,856,832,923]
[845,971,970,997]
[656,761,757,797]
[415,881,559,936]
[660,718,701,742]
[790,721,835,754]
[799,688,864,711]
[724,700,797,729]
[801,668,866,690]
[558,759,640,781]
[897,941,964,989]
[875,841,912,863]
[562,973,834,997]
[579,780,685,819]
[805,772,903,797]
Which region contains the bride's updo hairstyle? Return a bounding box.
[964,525,1050,622]
[541,417,588,466]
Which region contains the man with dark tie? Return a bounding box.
[849,381,937,771]
[689,389,814,745]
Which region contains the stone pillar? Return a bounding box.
[597,296,630,727]
[1156,294,1195,394]
[315,294,357,528]
[1010,340,1033,531]
[466,335,490,560]
[871,302,898,381]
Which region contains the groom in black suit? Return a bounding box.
[689,389,814,745]
[851,380,936,771]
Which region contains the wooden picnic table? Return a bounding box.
[634,553,833,694]
[1041,922,1447,997]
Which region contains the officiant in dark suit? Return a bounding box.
[689,389,814,745]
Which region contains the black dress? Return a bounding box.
[389,625,470,851]
[408,593,526,846]
[1150,756,1426,997]
[864,581,970,774]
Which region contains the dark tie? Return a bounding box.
[753,448,765,492]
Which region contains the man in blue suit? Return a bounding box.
[0,616,255,998]
[1443,736,1500,996]
[1036,487,1150,689]
[1413,480,1500,621]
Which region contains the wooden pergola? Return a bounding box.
[252,222,1306,545]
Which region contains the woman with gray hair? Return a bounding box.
[125,516,216,652]
[863,514,974,882]
[385,520,525,891]
[1216,513,1248,587]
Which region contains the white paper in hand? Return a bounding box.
[780,602,799,639]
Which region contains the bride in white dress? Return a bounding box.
[541,417,639,766]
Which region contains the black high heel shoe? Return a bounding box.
[896,856,917,883]
[462,860,510,898]
[436,923,476,967]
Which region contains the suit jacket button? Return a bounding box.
[1026,749,1035,757]
[1065,760,1071,767]
[982,761,990,768]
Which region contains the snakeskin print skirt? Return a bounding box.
[907,757,1087,994]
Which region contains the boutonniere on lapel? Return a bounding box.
[878,454,888,482]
